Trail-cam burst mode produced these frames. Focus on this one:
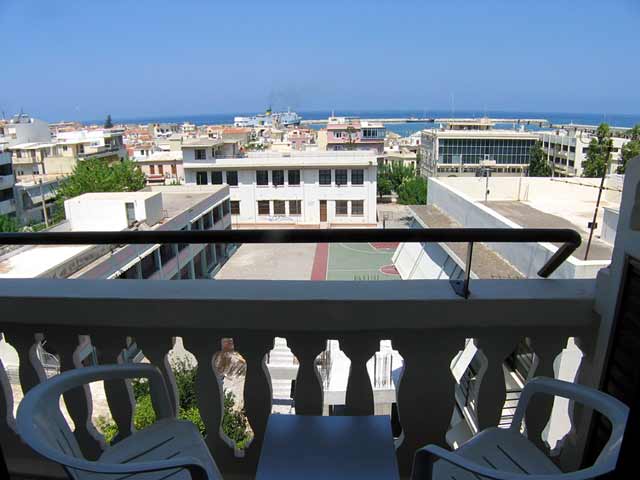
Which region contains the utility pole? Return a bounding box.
[39,179,49,228]
[584,141,612,260]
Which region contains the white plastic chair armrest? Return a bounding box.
[61,453,210,480]
[511,377,628,435]
[413,444,613,480]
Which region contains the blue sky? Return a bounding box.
[1,0,638,121]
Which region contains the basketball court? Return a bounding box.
[311,242,400,281]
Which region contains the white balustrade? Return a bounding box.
[0,277,598,478]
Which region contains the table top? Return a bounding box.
[256,414,399,480]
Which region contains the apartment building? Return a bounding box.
[420,119,538,177]
[182,149,378,227]
[317,117,386,154]
[11,129,127,176]
[0,186,233,280]
[134,151,184,184]
[0,114,50,149]
[539,127,629,177]
[0,147,15,217]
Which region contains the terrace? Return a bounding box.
[0,164,638,479]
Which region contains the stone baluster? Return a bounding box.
[91,329,135,444]
[289,334,324,415]
[526,332,569,454]
[134,334,179,416]
[181,332,236,472]
[340,334,380,416]
[475,332,523,431]
[46,329,103,459]
[239,334,273,475]
[392,330,461,478]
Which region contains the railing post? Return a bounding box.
[451,241,474,298]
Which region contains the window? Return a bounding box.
[335,169,347,185]
[171,164,177,175]
[196,171,208,185]
[195,149,206,160]
[289,200,301,215]
[202,212,212,230]
[222,200,230,215]
[258,200,270,215]
[319,169,331,185]
[272,170,284,186]
[273,200,286,215]
[257,170,269,185]
[226,170,238,186]
[352,200,364,216]
[351,169,364,185]
[211,171,223,184]
[158,165,164,175]
[213,206,221,223]
[231,200,240,215]
[288,169,300,185]
[150,165,155,174]
[336,200,348,216]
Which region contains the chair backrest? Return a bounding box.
[17,370,88,479]
[511,377,629,472]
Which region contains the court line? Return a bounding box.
[336,243,394,255]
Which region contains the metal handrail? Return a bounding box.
[0,228,581,294]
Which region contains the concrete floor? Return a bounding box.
[214,243,317,280]
[483,201,613,261]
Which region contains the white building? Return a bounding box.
[0,186,233,280]
[0,114,51,149]
[420,119,539,177]
[0,147,15,217]
[539,127,629,177]
[182,149,378,227]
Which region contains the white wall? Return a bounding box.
[64,193,162,231]
[187,166,377,225]
[601,207,619,245]
[427,178,608,279]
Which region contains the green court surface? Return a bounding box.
[326,243,400,281]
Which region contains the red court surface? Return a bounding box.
[380,264,399,275]
[311,243,329,280]
[371,242,399,250]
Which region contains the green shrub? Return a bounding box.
[96,360,251,450]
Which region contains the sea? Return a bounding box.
[103,110,640,138]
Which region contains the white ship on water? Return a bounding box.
[234,107,301,128]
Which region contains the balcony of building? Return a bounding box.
[0,162,638,479]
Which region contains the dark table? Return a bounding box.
[256,414,400,480]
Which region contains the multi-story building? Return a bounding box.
[0,146,15,218]
[0,114,51,149]
[287,127,317,151]
[11,129,127,176]
[13,174,61,225]
[182,148,378,227]
[317,117,386,154]
[539,127,629,177]
[420,119,539,177]
[0,186,233,279]
[134,151,184,184]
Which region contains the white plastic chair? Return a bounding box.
[412,377,628,480]
[16,364,222,480]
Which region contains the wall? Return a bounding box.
[427,178,608,279]
[64,193,162,231]
[187,166,377,226]
[601,207,619,245]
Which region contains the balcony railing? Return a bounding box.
[0,228,599,479]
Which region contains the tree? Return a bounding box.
[57,158,146,207]
[528,141,552,177]
[344,126,358,151]
[582,123,612,178]
[104,114,113,129]
[397,176,427,205]
[0,215,19,233]
[618,123,640,174]
[387,162,415,192]
[377,171,393,198]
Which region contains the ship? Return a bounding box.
[234,107,302,128]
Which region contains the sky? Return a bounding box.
[1,0,639,122]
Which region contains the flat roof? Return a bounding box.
[184,151,377,168]
[482,201,613,261]
[182,138,225,148]
[425,129,538,139]
[409,205,523,279]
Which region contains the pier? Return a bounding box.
[301,117,551,127]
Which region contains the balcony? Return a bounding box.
[0,163,638,479]
[0,175,15,188]
[0,198,15,215]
